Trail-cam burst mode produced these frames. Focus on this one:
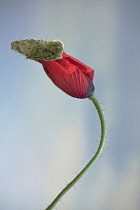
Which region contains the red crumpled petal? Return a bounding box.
[48,68,89,98]
[62,52,94,80]
[36,52,94,98]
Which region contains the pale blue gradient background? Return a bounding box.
[0,1,140,210]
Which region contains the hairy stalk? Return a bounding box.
[45,94,106,210]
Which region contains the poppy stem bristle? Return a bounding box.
[45,94,106,210]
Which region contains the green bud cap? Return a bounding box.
[11,39,64,61]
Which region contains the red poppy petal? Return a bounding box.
[36,52,95,98]
[48,68,89,98]
[55,55,77,74]
[62,52,94,80]
[36,60,65,74]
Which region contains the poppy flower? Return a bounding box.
[11,39,94,98]
[11,39,106,210]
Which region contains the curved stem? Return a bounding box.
[45,94,106,210]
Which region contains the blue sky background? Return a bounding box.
[0,0,140,210]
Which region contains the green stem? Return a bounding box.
[45,94,106,210]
